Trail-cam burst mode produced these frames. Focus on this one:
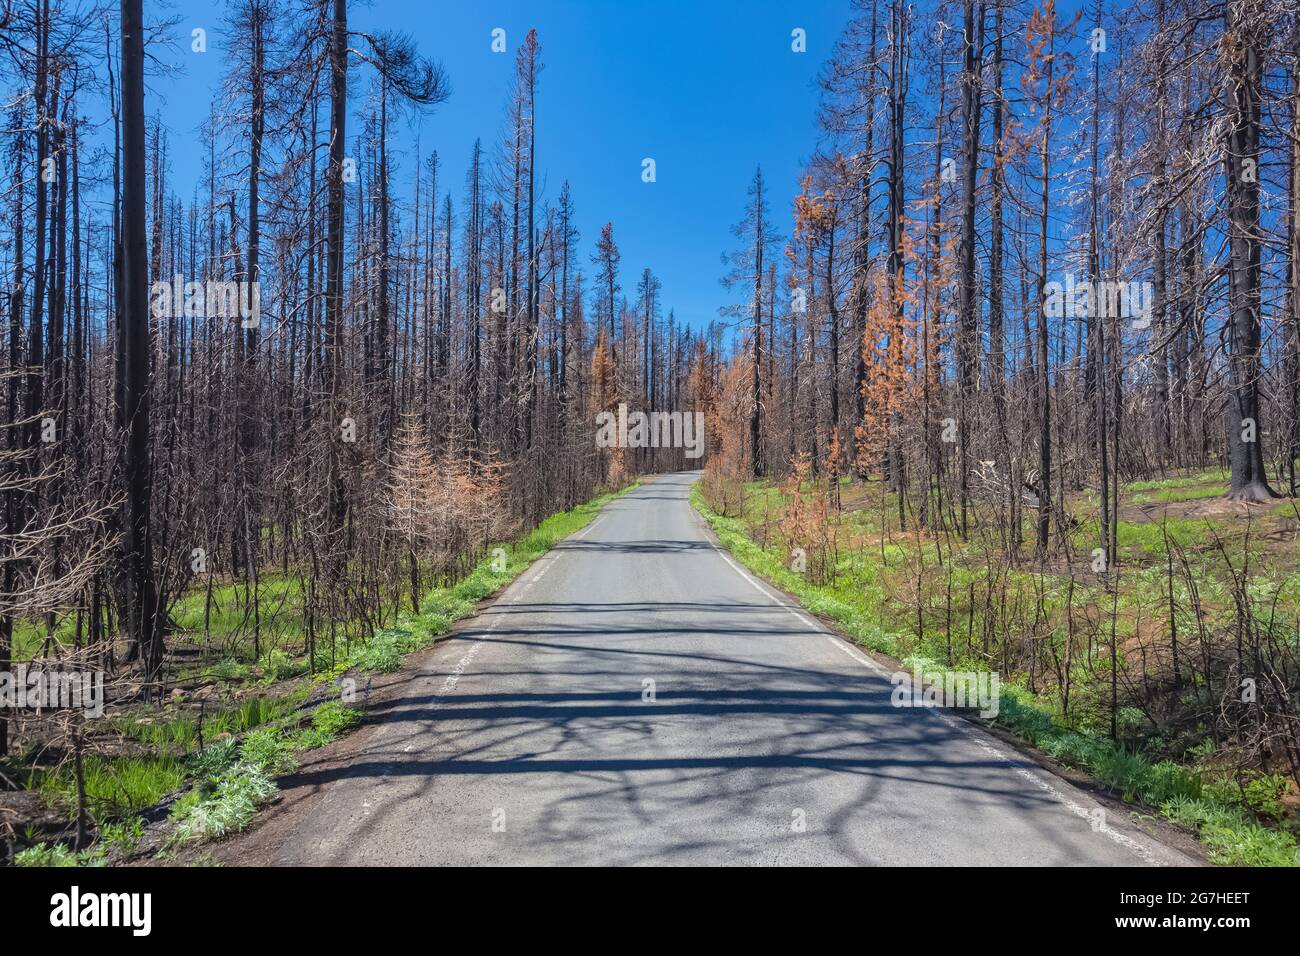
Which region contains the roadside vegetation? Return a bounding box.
[695,468,1300,867]
[3,482,633,866]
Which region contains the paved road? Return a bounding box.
[275,472,1191,866]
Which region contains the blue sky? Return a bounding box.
[150,0,858,331]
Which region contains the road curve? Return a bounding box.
[273,472,1192,866]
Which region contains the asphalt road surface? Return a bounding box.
[274,472,1191,866]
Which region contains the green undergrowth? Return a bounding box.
[314,481,638,679]
[114,693,306,754]
[157,484,636,852]
[16,482,636,865]
[693,484,902,655]
[29,754,188,821]
[993,688,1299,866]
[691,481,1299,867]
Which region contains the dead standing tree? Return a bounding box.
[1222,0,1279,502]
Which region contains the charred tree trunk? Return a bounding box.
[119,0,164,685]
[1223,1,1277,502]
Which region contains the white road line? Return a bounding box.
[571,516,605,540]
[528,511,609,585]
[708,541,890,676]
[529,560,554,585]
[916,702,1163,863]
[699,499,1167,866]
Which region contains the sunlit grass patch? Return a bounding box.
[33,754,186,819]
[692,475,1300,867]
[1123,468,1229,492]
[1132,484,1226,505]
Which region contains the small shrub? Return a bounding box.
[423,609,454,636]
[312,702,363,737]
[186,738,239,782]
[1115,706,1147,738]
[168,763,277,845]
[1240,773,1288,821]
[207,659,252,682]
[354,636,402,673]
[239,728,297,775]
[1093,748,1151,802]
[15,843,81,867]
[95,816,145,857]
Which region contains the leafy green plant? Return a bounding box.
[1092,749,1151,802]
[168,789,204,821]
[207,659,252,682]
[168,762,277,845]
[1142,761,1203,804]
[353,635,402,673]
[239,728,297,775]
[1240,773,1288,821]
[286,727,333,750]
[260,648,305,683]
[285,701,364,751]
[185,738,239,781]
[99,816,146,856]
[14,843,103,867]
[1115,706,1147,738]
[381,626,425,654]
[312,702,362,737]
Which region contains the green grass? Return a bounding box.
[1123,468,1230,493]
[33,754,186,819]
[332,482,640,676]
[206,659,253,681]
[166,762,278,846]
[170,577,308,660]
[14,843,105,867]
[17,481,635,861]
[692,479,1300,867]
[1132,485,1224,504]
[116,693,306,754]
[1114,516,1227,555]
[1162,797,1300,866]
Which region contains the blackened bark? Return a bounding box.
[120,0,164,683]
